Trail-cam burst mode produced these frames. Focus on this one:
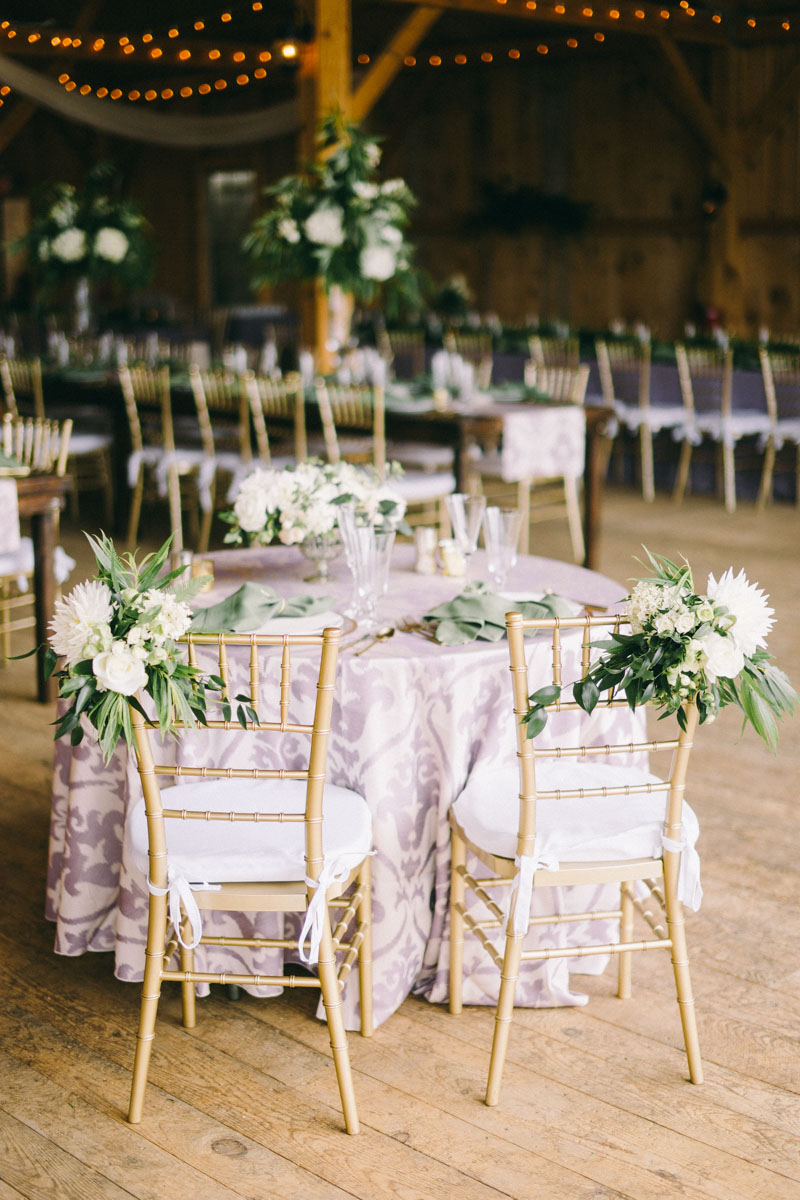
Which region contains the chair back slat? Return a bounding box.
[314,381,386,476]
[594,338,650,408]
[0,356,45,420]
[189,366,251,460]
[243,370,307,463]
[525,363,590,404]
[675,344,733,419]
[759,346,800,423]
[528,334,580,370]
[2,413,72,474]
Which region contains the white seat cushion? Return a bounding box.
[386,440,455,471]
[126,776,372,885]
[0,536,75,588]
[68,431,112,455]
[394,469,456,503]
[453,759,700,907]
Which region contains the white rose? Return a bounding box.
[278,217,301,243]
[234,486,269,532]
[93,642,148,695]
[353,181,379,200]
[702,632,745,682]
[673,611,695,634]
[94,226,129,263]
[360,244,396,281]
[51,227,87,263]
[653,613,674,636]
[695,601,715,623]
[304,205,345,247]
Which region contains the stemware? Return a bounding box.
[445,493,486,581]
[337,507,395,630]
[482,506,523,592]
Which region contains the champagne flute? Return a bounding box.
[445,493,486,581]
[482,506,523,592]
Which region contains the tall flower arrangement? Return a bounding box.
[243,112,419,305]
[522,550,797,750]
[19,161,152,301]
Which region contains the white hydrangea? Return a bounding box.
[365,142,381,168]
[138,588,193,640]
[50,197,78,227]
[95,226,129,263]
[278,217,301,243]
[51,227,87,263]
[360,245,396,281]
[305,205,345,247]
[49,579,114,668]
[705,567,774,657]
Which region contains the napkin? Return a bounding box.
[189,583,335,634]
[423,582,578,646]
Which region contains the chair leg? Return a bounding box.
[317,915,359,1134]
[673,439,692,504]
[563,476,585,564]
[663,858,703,1085]
[179,912,196,1029]
[357,857,374,1038]
[722,441,736,513]
[795,444,800,508]
[102,450,114,529]
[128,894,168,1123]
[516,480,531,556]
[448,830,466,1015]
[617,881,635,1000]
[126,471,144,552]
[756,438,775,511]
[485,925,525,1106]
[640,425,655,503]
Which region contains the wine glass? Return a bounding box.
[445,493,486,581]
[338,507,395,630]
[482,506,523,593]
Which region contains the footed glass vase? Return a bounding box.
[299,530,342,583]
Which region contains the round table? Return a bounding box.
[47,544,637,1029]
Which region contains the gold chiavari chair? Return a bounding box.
[384,329,426,380]
[527,333,580,369]
[242,369,307,465]
[314,380,456,529]
[188,365,254,542]
[674,344,771,512]
[0,414,73,661]
[1,354,113,524]
[444,331,493,389]
[449,612,703,1106]
[757,346,800,508]
[467,363,589,560]
[125,627,373,1134]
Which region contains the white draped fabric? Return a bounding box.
[0,54,300,147]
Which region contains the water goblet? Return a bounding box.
[445,493,486,581]
[482,506,523,593]
[338,507,394,631]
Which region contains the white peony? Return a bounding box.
[278,217,301,243]
[705,567,774,657]
[360,244,396,281]
[702,632,745,682]
[51,227,87,263]
[304,205,345,247]
[93,642,148,695]
[49,579,114,668]
[94,226,129,263]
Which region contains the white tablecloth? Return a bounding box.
[0,478,21,554]
[47,545,641,1030]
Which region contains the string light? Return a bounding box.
[54,67,271,102]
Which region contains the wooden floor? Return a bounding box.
[2,487,800,1200]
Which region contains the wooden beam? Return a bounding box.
[350,6,440,122]
[739,58,800,163]
[657,35,730,173]
[375,0,727,46]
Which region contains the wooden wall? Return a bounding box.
[2,36,800,339]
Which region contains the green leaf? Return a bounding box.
[523,709,548,739]
[528,684,561,707]
[573,678,599,713]
[43,646,59,678]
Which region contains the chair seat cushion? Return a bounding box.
[386,441,455,471]
[68,431,112,455]
[0,536,75,588]
[453,759,699,872]
[394,469,456,502]
[126,776,372,885]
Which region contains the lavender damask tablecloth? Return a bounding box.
[46,544,641,1030]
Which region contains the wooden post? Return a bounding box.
[297,0,352,375]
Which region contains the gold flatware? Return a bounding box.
[353,626,395,656]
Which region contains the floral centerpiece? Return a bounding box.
[221,459,408,548]
[18,161,152,316]
[243,112,419,308]
[523,550,797,750]
[47,535,248,763]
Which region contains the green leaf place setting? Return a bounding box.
[422,581,580,646]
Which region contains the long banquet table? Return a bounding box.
[47,544,641,1029]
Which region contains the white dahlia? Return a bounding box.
[49,579,114,668]
[706,567,774,657]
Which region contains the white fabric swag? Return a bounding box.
[0,53,300,147]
